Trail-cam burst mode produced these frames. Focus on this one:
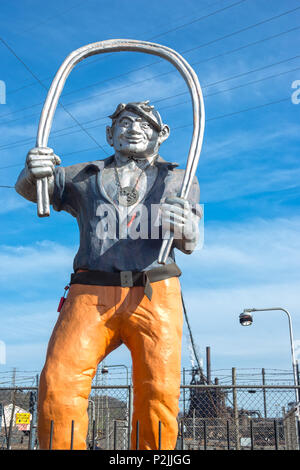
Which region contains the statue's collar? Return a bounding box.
[84,154,179,172]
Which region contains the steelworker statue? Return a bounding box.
[15,100,201,450]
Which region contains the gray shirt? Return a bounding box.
[51,155,200,273]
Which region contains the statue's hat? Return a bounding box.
[109,101,163,132]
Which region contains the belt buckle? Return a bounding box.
[120,271,133,287]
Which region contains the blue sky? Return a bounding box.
[0,0,300,381]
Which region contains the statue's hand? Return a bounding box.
[160,196,199,241]
[25,147,61,183]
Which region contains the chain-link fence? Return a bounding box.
[0,385,131,450]
[178,385,300,450]
[0,385,299,450]
[0,388,36,450]
[87,386,131,450]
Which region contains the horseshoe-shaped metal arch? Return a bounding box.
[35,39,205,264]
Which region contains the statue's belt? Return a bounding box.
[70,263,181,301]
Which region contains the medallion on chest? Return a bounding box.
[102,158,158,207]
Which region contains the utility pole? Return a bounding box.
[106,397,110,450]
[192,408,196,449]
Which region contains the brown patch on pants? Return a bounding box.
[37,277,183,450]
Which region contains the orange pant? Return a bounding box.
[37,277,183,450]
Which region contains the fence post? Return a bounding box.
[262,368,267,418]
[128,385,133,450]
[92,419,96,450]
[226,420,230,450]
[114,420,117,450]
[106,401,110,450]
[192,408,196,449]
[274,419,278,450]
[158,421,161,450]
[28,390,38,450]
[250,419,254,450]
[0,403,3,431]
[70,420,74,450]
[180,420,184,450]
[7,368,16,449]
[136,421,139,450]
[183,368,186,418]
[232,368,240,450]
[2,405,8,449]
[203,420,207,450]
[296,361,300,450]
[49,420,54,450]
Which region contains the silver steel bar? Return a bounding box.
[34,40,205,264]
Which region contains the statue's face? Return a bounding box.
[106,110,168,159]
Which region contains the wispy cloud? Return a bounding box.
[0,240,75,282]
[179,215,300,286]
[180,279,300,370]
[0,192,28,214]
[202,123,300,162]
[64,68,184,123]
[1,214,300,370]
[178,215,300,368]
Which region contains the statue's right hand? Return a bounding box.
[26,147,61,182]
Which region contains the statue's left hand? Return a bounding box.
[160,196,198,241]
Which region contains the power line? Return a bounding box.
[0,54,297,153]
[179,96,290,127]
[182,4,300,57]
[56,55,300,111]
[0,145,101,171]
[1,4,299,122]
[18,0,86,36]
[3,0,244,97]
[154,54,300,104]
[147,0,248,40]
[0,5,298,179]
[0,164,21,171]
[62,25,300,102]
[181,293,207,383]
[0,36,109,157]
[205,64,300,98]
[158,64,300,111]
[1,21,299,130]
[0,92,291,181]
[136,0,231,40]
